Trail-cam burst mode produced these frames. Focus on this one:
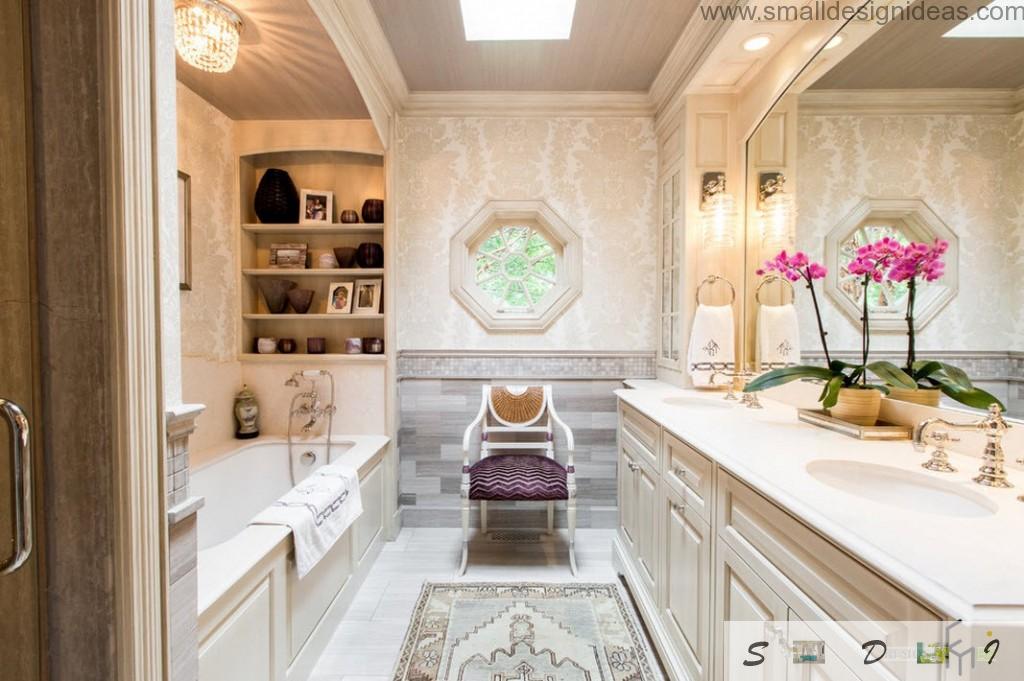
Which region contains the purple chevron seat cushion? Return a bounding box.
[468,454,568,501]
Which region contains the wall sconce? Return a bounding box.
[700,173,737,249]
[758,172,796,250]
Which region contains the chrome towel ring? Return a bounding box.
[695,274,736,305]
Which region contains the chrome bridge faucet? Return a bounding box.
[913,404,1013,488]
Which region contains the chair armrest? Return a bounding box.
[546,390,575,467]
[461,385,489,465]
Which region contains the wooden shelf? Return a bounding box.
[242,223,383,235]
[240,353,386,364]
[243,313,384,320]
[243,268,383,277]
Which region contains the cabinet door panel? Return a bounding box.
[663,493,711,681]
[716,541,788,681]
[634,460,659,592]
[618,445,637,552]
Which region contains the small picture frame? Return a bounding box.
[326,281,354,314]
[353,278,383,315]
[300,189,333,224]
[269,242,308,269]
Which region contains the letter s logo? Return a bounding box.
[744,641,769,667]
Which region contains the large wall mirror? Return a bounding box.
[743,1,1023,417]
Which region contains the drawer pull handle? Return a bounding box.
[671,502,685,513]
[673,466,687,478]
[627,461,640,473]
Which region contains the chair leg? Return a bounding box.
[480,500,488,536]
[546,501,554,535]
[567,498,577,576]
[459,496,469,576]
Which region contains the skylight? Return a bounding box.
[460,0,576,41]
[943,0,1024,37]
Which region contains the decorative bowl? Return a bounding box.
[333,247,357,268]
[361,198,384,224]
[277,338,296,354]
[340,209,359,224]
[287,288,315,314]
[356,242,384,268]
[258,278,297,314]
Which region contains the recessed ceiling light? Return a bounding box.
[944,0,1024,37]
[460,0,576,41]
[742,34,772,52]
[824,33,844,50]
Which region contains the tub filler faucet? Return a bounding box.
[284,370,337,485]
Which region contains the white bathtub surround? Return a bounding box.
[192,435,388,681]
[686,304,735,385]
[253,463,363,578]
[616,382,1024,619]
[756,303,801,367]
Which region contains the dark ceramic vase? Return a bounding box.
[254,169,299,224]
[340,209,359,224]
[277,338,297,354]
[333,247,357,268]
[258,278,297,314]
[307,337,326,354]
[356,242,384,268]
[287,288,314,314]
[361,198,384,224]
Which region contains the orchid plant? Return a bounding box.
[871,239,1004,410]
[744,250,906,408]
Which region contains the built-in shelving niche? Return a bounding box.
[239,148,386,361]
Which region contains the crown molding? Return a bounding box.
[402,91,655,118]
[799,88,1024,116]
[649,0,733,122]
[308,0,409,144]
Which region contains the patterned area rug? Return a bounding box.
[392,582,665,681]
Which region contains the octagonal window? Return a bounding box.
[451,200,582,331]
[825,198,958,331]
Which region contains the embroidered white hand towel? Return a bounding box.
[757,304,801,370]
[251,463,362,578]
[687,303,735,386]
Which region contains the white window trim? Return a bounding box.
[824,198,959,332]
[450,200,582,331]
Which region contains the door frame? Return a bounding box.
[103,1,168,679]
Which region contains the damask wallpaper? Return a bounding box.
[796,109,1024,354]
[177,83,241,455]
[394,117,658,351]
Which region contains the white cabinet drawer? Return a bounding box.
[663,431,713,522]
[717,472,942,681]
[621,402,660,465]
[620,418,659,473]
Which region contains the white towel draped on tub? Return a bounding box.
[251,463,362,578]
[757,303,801,369]
[687,303,736,386]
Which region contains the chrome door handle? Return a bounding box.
[0,398,31,575]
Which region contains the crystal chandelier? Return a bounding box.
[174,0,242,73]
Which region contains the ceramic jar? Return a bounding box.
[318,253,339,269]
[362,337,384,354]
[345,337,363,354]
[307,337,326,354]
[256,337,277,354]
[277,338,296,354]
[234,385,260,439]
[340,209,359,223]
[254,169,299,224]
[887,387,942,407]
[829,388,882,426]
[356,242,384,268]
[361,198,384,223]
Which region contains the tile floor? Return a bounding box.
[308,527,619,681]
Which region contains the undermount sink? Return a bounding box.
[806,460,997,518]
[661,395,733,410]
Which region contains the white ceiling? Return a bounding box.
[175,0,369,120]
[368,0,702,91]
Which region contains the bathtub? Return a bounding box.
[191,435,390,681]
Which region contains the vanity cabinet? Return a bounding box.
[614,398,946,681]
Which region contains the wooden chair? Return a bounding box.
[459,385,577,575]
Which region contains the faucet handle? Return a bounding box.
[921,430,958,473]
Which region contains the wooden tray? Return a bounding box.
[797,409,912,440]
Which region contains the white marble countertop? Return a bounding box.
[616,381,1024,621]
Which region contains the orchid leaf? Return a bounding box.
[939,385,1005,411]
[867,361,917,389]
[821,375,844,409]
[911,361,943,382]
[937,363,973,391]
[744,365,835,392]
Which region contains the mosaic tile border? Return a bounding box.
[803,351,1021,382]
[397,350,657,380]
